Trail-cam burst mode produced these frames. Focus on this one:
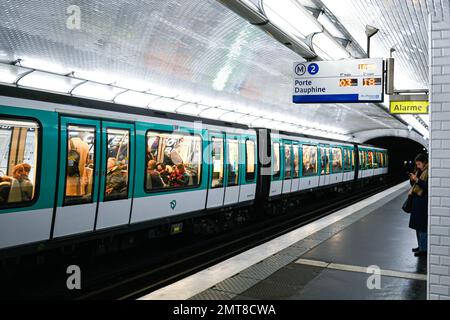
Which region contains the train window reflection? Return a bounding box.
[332,147,343,173]
[245,140,255,182]
[272,142,280,180]
[146,131,202,191]
[64,125,95,205]
[320,147,330,175]
[284,145,291,179]
[211,137,224,188]
[105,128,129,201]
[293,146,299,178]
[227,139,239,187]
[302,145,318,177]
[0,118,39,207]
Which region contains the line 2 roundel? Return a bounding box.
[308,63,319,75]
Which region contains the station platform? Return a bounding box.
[141,181,427,300]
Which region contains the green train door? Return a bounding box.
[206,132,226,208]
[53,116,101,237]
[95,121,135,230]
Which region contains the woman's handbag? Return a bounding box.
[402,195,413,213]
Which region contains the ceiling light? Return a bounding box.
[20,58,69,74]
[236,114,260,125]
[0,64,29,84]
[114,79,151,92]
[220,111,246,122]
[199,107,230,120]
[148,97,186,112]
[71,82,125,101]
[317,12,345,38]
[312,32,351,60]
[17,71,84,93]
[176,103,209,116]
[114,91,160,107]
[148,83,178,98]
[73,70,116,84]
[263,0,322,39]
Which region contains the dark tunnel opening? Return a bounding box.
[366,137,427,181]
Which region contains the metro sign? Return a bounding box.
[295,63,307,76]
[293,58,384,104]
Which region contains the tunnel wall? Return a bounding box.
[429,3,450,300]
[354,129,428,149]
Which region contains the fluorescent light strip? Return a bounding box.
[0,62,353,140]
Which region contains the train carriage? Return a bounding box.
[0,89,388,256]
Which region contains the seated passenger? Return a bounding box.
[105,158,127,198]
[0,176,12,205]
[8,164,32,203]
[156,163,170,184]
[169,164,189,187]
[21,163,34,201]
[146,160,165,190]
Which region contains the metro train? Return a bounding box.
[0,87,388,258]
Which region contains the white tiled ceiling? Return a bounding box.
[0,0,426,138]
[318,0,440,132]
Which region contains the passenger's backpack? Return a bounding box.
[67,139,81,177]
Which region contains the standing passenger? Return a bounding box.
[66,136,90,198]
[408,154,429,257]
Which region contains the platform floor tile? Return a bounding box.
[234,264,324,300]
[190,288,237,300]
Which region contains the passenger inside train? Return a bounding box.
[303,145,318,176]
[145,132,201,190]
[65,127,94,205]
[0,119,38,206]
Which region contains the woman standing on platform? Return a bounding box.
[408,154,429,257]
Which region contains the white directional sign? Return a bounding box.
[293,58,384,104]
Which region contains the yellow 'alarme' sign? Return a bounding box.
[389,94,429,114]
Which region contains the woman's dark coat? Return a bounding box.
[409,175,428,232]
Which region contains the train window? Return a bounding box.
[284,145,291,179]
[64,125,96,205]
[104,128,129,201]
[378,152,383,168]
[359,150,366,169]
[302,145,318,177]
[349,149,353,170]
[272,142,280,179]
[352,149,356,170]
[227,139,239,186]
[332,147,343,173]
[320,147,330,175]
[293,146,299,178]
[367,151,374,169]
[145,131,202,191]
[374,152,380,169]
[344,149,352,171]
[0,118,39,207]
[245,139,255,182]
[211,137,224,188]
